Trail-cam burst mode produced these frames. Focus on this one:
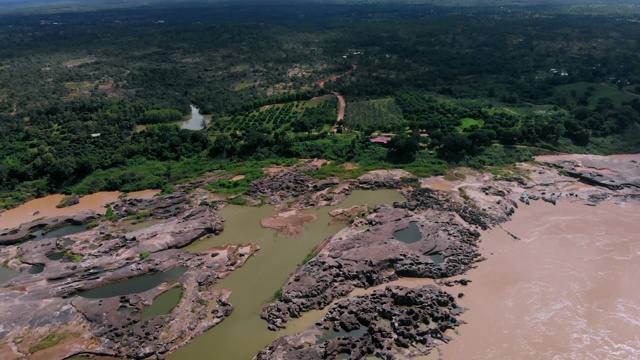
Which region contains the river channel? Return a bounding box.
[67,189,404,360]
[441,199,640,360]
[0,190,159,230]
[135,105,210,132]
[170,189,405,360]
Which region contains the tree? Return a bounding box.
[387,135,420,163]
[438,133,472,162]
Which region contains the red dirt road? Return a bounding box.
[318,64,357,123]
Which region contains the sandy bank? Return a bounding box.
[260,211,318,236]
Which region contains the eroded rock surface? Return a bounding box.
[0,186,250,359]
[260,190,494,331]
[256,285,462,360]
[537,154,640,190]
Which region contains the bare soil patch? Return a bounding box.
[62,55,97,68]
[263,165,287,174]
[260,211,318,236]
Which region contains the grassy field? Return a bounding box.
[306,94,334,107]
[555,82,639,108]
[456,118,483,132]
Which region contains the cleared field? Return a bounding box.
[343,97,404,131]
[62,56,97,68]
[306,94,334,107]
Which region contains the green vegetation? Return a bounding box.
[64,252,83,263]
[124,210,152,221]
[300,249,318,266]
[103,207,117,221]
[139,252,151,260]
[0,1,638,209]
[344,98,404,132]
[555,82,639,109]
[29,331,80,354]
[456,118,484,132]
[55,195,77,208]
[272,289,283,301]
[226,197,248,206]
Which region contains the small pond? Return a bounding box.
[47,252,70,262]
[141,286,183,320]
[31,224,88,241]
[317,325,368,344]
[430,253,444,264]
[393,222,422,244]
[0,265,19,284]
[28,265,45,274]
[78,266,187,299]
[181,105,210,130]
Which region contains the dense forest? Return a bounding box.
[1,0,640,207]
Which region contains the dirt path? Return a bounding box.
[318,64,357,127]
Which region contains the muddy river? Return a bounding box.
[0,190,159,230]
[442,199,640,360]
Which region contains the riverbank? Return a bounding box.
[255,154,640,359]
[0,154,638,359]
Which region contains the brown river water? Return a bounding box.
[0,190,159,230]
[442,199,640,360]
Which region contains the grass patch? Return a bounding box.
[56,195,78,208]
[456,118,483,132]
[299,248,317,265]
[272,289,283,301]
[124,210,152,221]
[29,331,80,354]
[226,196,248,206]
[305,94,334,107]
[309,162,366,180]
[139,251,151,260]
[64,252,83,263]
[103,206,117,221]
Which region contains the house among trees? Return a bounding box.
[370,136,392,144]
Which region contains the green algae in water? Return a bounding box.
[141,287,183,320]
[78,266,187,299]
[393,222,422,244]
